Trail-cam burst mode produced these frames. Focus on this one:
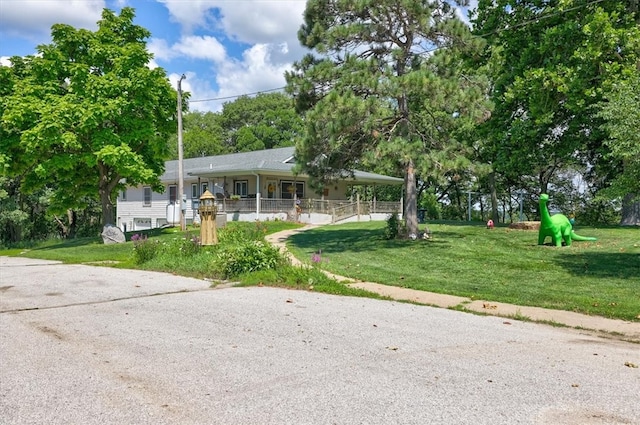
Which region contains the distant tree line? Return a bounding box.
[166,92,304,160]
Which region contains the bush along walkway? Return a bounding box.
[265,226,640,343]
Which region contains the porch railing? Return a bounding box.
[368,200,401,214]
[214,197,401,221]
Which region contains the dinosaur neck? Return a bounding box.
[540,200,552,224]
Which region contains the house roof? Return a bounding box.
[161,147,403,185]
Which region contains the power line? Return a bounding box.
[188,86,286,103]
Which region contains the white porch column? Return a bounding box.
[254,174,260,216]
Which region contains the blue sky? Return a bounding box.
[0,0,475,112]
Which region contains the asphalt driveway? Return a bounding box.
[1,257,638,424]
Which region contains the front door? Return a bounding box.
[266,180,277,199]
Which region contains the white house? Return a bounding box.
[116,147,403,231]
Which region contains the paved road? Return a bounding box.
[1,257,639,425]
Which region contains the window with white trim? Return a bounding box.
[191,183,198,199]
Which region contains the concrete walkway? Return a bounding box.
[266,226,640,342]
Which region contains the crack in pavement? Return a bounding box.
[0,287,214,314]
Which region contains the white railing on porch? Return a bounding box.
[216,198,401,214]
[214,196,401,222]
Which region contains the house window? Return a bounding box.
[168,185,177,203]
[191,184,198,199]
[281,181,304,199]
[143,187,152,206]
[121,189,127,201]
[201,183,208,195]
[235,180,248,198]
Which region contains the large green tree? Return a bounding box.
[0,8,176,227]
[471,0,640,198]
[598,74,640,225]
[166,93,304,160]
[219,92,304,152]
[168,111,227,159]
[286,0,488,235]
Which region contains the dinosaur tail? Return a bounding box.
[571,231,597,242]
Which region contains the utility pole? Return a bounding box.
[177,74,186,231]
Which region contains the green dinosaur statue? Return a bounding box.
[538,193,597,247]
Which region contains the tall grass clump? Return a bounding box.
[131,234,160,264]
[131,232,215,277]
[237,264,382,298]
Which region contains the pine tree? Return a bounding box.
[286,0,488,235]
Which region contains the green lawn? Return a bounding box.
[285,222,640,321]
[4,220,638,321]
[5,221,302,270]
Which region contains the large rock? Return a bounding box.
[101,225,126,244]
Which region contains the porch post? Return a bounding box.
[373,184,377,213]
[255,174,260,216]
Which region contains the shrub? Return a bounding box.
[216,240,286,278]
[384,212,401,240]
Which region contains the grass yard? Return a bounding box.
[5,221,302,272]
[3,219,638,321]
[285,221,640,321]
[2,220,376,299]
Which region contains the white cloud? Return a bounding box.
[172,44,292,113]
[158,0,307,63]
[154,0,306,113]
[149,35,226,63]
[173,35,226,62]
[1,56,12,66]
[156,0,216,32]
[158,0,305,42]
[213,44,291,111]
[148,38,173,61]
[213,1,306,45]
[0,0,104,40]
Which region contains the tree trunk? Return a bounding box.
[98,161,118,227]
[620,193,640,226]
[454,186,464,221]
[54,215,68,238]
[538,164,556,195]
[405,159,418,236]
[489,172,499,223]
[99,187,114,227]
[67,209,77,239]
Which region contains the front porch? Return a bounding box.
[206,196,402,224]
